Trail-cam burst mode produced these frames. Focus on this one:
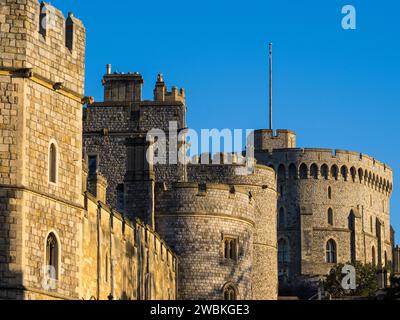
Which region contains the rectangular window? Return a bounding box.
[223,237,238,260]
[88,155,98,175]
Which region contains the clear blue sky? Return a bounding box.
[52,0,400,239]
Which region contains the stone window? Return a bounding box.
[326,239,337,263]
[350,167,357,182]
[348,211,356,264]
[310,163,318,179]
[88,155,98,175]
[49,142,58,184]
[328,186,332,199]
[331,165,339,180]
[299,163,308,179]
[341,166,348,181]
[223,237,238,260]
[46,232,59,280]
[66,15,74,51]
[328,208,334,226]
[358,168,363,183]
[278,239,289,264]
[321,164,329,180]
[223,283,237,300]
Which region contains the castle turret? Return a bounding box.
[0,0,85,299]
[254,129,296,152]
[103,68,144,102]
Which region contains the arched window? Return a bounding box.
[341,166,348,181]
[278,239,289,264]
[358,168,363,183]
[328,186,332,199]
[299,163,308,179]
[321,164,329,180]
[66,14,74,51]
[223,238,237,260]
[348,211,356,264]
[327,208,333,226]
[278,207,285,229]
[350,167,356,182]
[372,246,376,266]
[288,163,297,180]
[331,165,338,180]
[278,164,286,181]
[326,239,337,263]
[310,163,318,179]
[223,284,237,300]
[49,142,57,183]
[46,232,59,280]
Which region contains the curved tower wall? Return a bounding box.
[255,147,393,282]
[187,163,278,300]
[155,183,256,300]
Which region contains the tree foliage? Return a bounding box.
[323,262,378,298]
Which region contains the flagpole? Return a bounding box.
[269,42,273,130]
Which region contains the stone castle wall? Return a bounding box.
[186,162,278,299]
[0,0,177,300]
[0,0,85,299]
[81,190,177,300]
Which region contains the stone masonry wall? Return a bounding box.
[0,0,85,299]
[81,192,177,300]
[187,163,278,299]
[155,183,256,300]
[255,147,393,288]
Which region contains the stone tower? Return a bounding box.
[254,129,394,295]
[0,0,85,299]
[83,70,186,211]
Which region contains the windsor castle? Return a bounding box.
[0,1,398,300]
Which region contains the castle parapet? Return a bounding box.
[254,129,296,151]
[153,73,185,104]
[103,67,144,102]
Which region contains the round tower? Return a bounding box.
[255,140,394,292]
[186,159,278,299]
[155,182,257,300]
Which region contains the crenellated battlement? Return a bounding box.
[254,129,297,151]
[0,0,86,95]
[155,181,256,224]
[257,147,393,195]
[153,73,185,104]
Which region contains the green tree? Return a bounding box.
[323,262,378,298]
